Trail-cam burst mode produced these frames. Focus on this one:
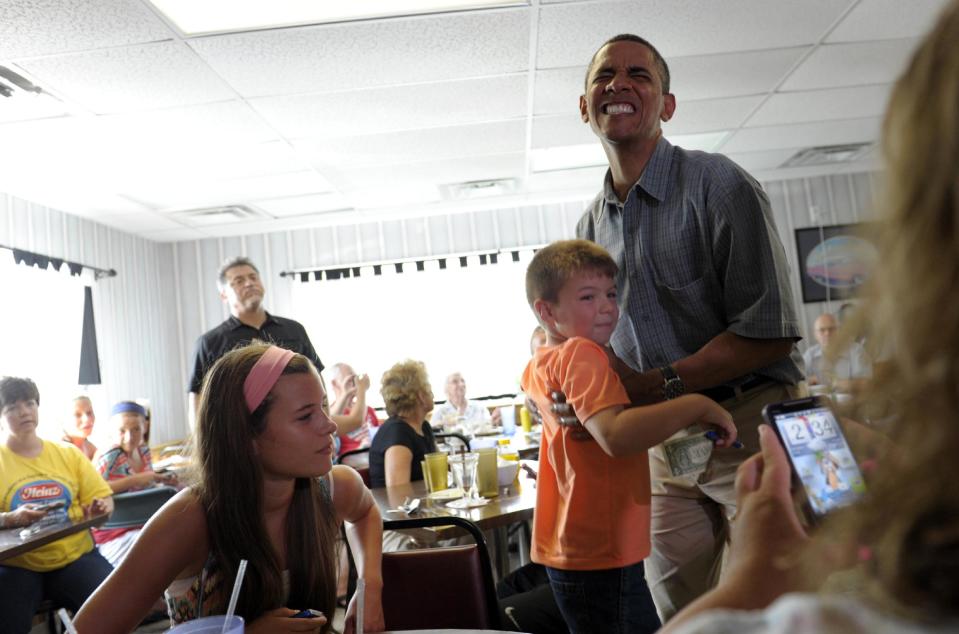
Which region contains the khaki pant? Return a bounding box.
[646,382,800,622]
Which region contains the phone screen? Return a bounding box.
[768,404,866,518]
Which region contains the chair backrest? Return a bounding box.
[434,432,471,453]
[102,486,177,529]
[380,515,500,630]
[338,448,371,487]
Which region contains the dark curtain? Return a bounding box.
[78,285,101,385]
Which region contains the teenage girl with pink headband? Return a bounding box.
[76,342,385,633]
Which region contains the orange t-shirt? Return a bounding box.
[521,337,651,570]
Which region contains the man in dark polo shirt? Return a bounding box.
[187,257,324,422]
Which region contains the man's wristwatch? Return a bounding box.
[659,366,685,400]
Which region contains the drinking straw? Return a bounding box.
[222,559,248,633]
[57,608,79,634]
[356,578,366,634]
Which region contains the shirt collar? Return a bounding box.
[227,311,277,331]
[601,135,674,214]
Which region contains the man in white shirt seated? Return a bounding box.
[803,312,871,392]
[430,372,500,434]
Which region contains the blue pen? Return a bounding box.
[704,430,744,449]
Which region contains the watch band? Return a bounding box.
[659,365,685,400]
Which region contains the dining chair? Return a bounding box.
[102,485,177,529]
[379,515,501,630]
[337,447,371,487]
[434,432,471,453]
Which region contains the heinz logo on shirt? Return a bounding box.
[12,479,72,519]
[21,483,64,500]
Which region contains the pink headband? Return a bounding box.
[244,345,295,412]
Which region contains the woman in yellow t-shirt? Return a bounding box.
[0,376,114,634]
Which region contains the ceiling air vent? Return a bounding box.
[440,178,518,200]
[170,204,271,226]
[780,143,873,168]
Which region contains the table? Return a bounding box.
[0,512,110,562]
[372,468,537,578]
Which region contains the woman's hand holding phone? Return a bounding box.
[723,425,810,602]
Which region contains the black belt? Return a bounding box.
[699,375,773,403]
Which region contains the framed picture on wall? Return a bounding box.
[794,223,878,303]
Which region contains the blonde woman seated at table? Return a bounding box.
[76,343,385,634]
[661,4,959,633]
[429,371,501,434]
[92,401,177,567]
[62,395,98,460]
[0,377,114,634]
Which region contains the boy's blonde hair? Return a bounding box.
[525,239,618,310]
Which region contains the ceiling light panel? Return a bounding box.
[781,38,918,91]
[250,74,528,139]
[149,0,523,35]
[0,0,171,60]
[721,117,881,154]
[16,41,237,114]
[294,120,526,169]
[827,0,952,42]
[187,9,529,98]
[536,0,847,69]
[747,84,891,128]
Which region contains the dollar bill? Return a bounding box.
[663,435,714,477]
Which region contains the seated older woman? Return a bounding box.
[369,360,438,489]
[0,376,114,633]
[93,401,176,567]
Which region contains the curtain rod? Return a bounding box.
[279,245,545,282]
[1,243,117,280]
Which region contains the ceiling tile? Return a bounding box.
[720,117,881,154]
[255,193,352,217]
[140,226,210,242]
[332,152,526,191]
[17,41,237,114]
[531,114,592,148]
[188,9,530,97]
[250,74,528,139]
[294,120,527,169]
[746,84,891,127]
[95,101,280,147]
[0,0,171,59]
[534,48,807,115]
[0,90,69,123]
[93,213,186,232]
[723,148,800,173]
[537,0,847,69]
[666,95,764,134]
[780,39,918,91]
[827,0,951,42]
[133,170,334,210]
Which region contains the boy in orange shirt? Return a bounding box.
[522,239,737,633]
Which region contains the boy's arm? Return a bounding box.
[584,394,735,458]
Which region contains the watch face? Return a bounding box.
[664,377,685,400]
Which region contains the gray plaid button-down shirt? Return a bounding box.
[576,136,803,387]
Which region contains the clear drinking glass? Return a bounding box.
[449,452,479,499]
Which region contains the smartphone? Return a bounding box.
[31,500,65,512]
[291,609,322,619]
[762,396,867,524]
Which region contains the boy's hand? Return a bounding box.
[697,397,737,447]
[548,392,593,441]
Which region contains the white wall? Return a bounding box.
[0,193,184,444]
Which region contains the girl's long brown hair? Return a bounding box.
[833,0,959,617]
[193,342,337,628]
